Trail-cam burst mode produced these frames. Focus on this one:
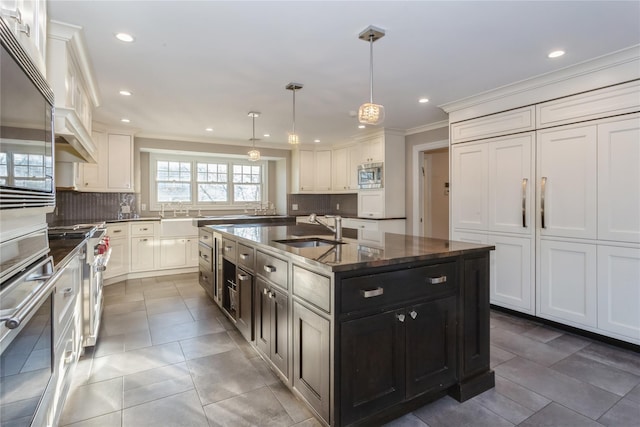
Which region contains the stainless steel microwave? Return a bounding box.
[358,162,383,189]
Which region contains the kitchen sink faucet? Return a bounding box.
[309,213,342,241]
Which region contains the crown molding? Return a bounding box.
[405,120,448,135]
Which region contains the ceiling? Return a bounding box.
[47,1,640,148]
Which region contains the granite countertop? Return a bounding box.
[194,215,295,227]
[209,224,494,273]
[48,238,87,268]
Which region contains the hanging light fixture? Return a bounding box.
[286,82,303,145]
[358,25,385,125]
[247,111,261,162]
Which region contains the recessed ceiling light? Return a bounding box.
[358,125,366,129]
[205,127,213,132]
[548,50,565,58]
[314,139,321,143]
[121,118,130,123]
[418,97,429,104]
[119,90,132,96]
[263,133,270,138]
[115,32,135,43]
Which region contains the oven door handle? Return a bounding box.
[1,260,65,330]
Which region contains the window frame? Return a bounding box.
[149,152,267,211]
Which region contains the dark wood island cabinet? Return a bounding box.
[204,224,494,426]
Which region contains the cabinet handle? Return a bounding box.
[410,310,418,319]
[224,246,233,252]
[540,177,547,229]
[140,238,148,242]
[64,349,74,365]
[113,230,122,233]
[200,253,208,260]
[360,287,384,298]
[17,22,30,37]
[263,288,269,295]
[97,265,106,272]
[141,228,148,231]
[240,253,249,260]
[427,276,447,285]
[396,313,405,322]
[522,178,528,228]
[62,287,74,296]
[263,265,276,273]
[238,273,249,281]
[1,8,23,24]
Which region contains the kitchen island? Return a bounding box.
[206,223,495,427]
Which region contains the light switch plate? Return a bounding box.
[292,204,299,210]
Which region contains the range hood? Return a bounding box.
[48,20,100,164]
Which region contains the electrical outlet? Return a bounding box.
[336,203,340,210]
[141,203,146,210]
[121,205,131,214]
[292,204,299,211]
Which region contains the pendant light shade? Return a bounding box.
[358,26,385,126]
[248,111,260,162]
[286,83,303,145]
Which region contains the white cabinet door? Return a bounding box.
[489,133,534,234]
[451,142,488,231]
[298,149,315,191]
[131,237,155,272]
[489,235,534,314]
[358,190,385,218]
[332,147,348,191]
[597,245,640,342]
[537,126,597,239]
[538,239,597,327]
[347,144,362,190]
[79,130,108,190]
[107,134,134,191]
[186,237,199,267]
[160,238,188,269]
[315,150,332,191]
[597,116,640,243]
[104,237,129,279]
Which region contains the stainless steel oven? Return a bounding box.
[357,162,384,189]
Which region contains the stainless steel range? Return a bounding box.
[48,224,110,348]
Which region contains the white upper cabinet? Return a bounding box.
[451,142,488,230]
[451,106,535,144]
[597,115,640,243]
[488,133,534,234]
[331,146,349,191]
[291,148,331,193]
[536,124,597,240]
[359,136,383,163]
[76,130,134,192]
[1,0,47,73]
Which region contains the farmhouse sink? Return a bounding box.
[160,217,197,237]
[273,237,344,248]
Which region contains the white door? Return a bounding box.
[451,142,488,231]
[160,238,187,269]
[315,150,332,191]
[597,245,640,342]
[298,150,315,191]
[131,237,155,272]
[597,116,640,243]
[489,235,534,314]
[538,239,597,327]
[489,133,534,235]
[537,125,597,239]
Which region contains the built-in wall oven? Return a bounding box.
[357,162,384,189]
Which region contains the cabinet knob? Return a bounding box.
[263,265,276,273]
[410,310,418,319]
[396,313,405,322]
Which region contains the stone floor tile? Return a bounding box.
[142,285,179,300]
[122,389,209,427]
[490,344,516,368]
[384,413,430,427]
[519,402,604,427]
[551,353,640,396]
[413,397,513,427]
[203,386,294,427]
[626,383,640,404]
[470,387,533,424]
[522,326,564,343]
[578,342,640,376]
[291,418,325,427]
[598,397,640,427]
[545,333,592,354]
[494,357,619,420]
[269,381,313,423]
[179,331,237,360]
[103,292,144,307]
[60,377,123,425]
[147,309,195,329]
[62,411,122,427]
[491,328,573,367]
[101,310,149,337]
[149,317,225,345]
[144,295,188,316]
[103,300,146,316]
[102,282,126,296]
[493,375,551,412]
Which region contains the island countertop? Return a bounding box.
[208,223,494,272]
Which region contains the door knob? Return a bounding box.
[396,313,405,322]
[410,310,418,319]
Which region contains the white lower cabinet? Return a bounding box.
[597,245,640,342]
[357,190,385,218]
[131,236,156,272]
[160,238,188,269]
[537,239,597,328]
[104,224,129,279]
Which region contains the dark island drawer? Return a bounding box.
[198,228,213,246]
[340,262,456,314]
[237,243,255,271]
[222,238,237,261]
[256,250,288,289]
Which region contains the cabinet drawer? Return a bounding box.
[198,242,213,271]
[237,243,255,271]
[293,265,331,313]
[343,218,378,231]
[222,238,237,261]
[256,250,288,289]
[131,222,156,236]
[199,228,214,246]
[107,223,129,238]
[340,262,456,314]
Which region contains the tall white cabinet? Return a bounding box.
[450,80,640,344]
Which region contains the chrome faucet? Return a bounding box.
[309,213,342,241]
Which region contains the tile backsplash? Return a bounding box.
[48,191,138,223]
[287,193,357,216]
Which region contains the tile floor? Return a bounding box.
[61,273,640,427]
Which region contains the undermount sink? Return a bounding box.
[273,237,344,248]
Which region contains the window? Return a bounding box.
[150,153,265,209]
[11,153,52,190]
[0,153,7,185]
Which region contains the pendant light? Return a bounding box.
[358,25,385,125]
[286,82,303,145]
[247,111,260,162]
